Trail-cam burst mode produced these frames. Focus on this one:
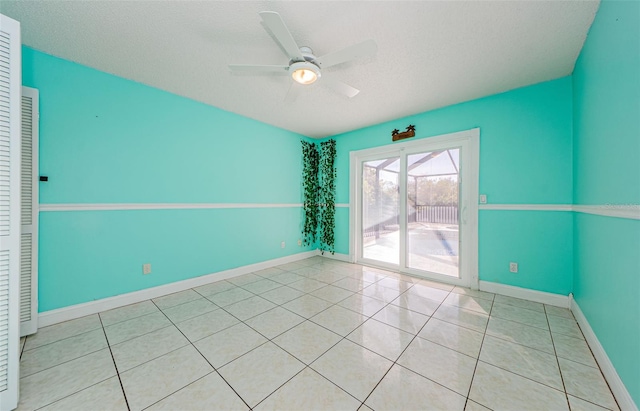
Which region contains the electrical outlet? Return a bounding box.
[297,239,302,246]
[143,263,151,275]
[479,194,487,204]
[281,241,286,249]
[509,262,518,273]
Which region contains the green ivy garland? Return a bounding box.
[319,139,337,254]
[300,139,337,254]
[301,141,319,246]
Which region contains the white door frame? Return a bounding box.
[349,128,480,289]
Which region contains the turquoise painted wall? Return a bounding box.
[329,77,574,294]
[23,47,313,311]
[572,0,640,405]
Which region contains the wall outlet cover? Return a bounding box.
[143,264,151,275]
[479,194,487,204]
[509,262,518,273]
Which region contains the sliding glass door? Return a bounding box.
[351,129,478,287]
[406,149,460,277]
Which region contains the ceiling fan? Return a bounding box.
[229,11,377,100]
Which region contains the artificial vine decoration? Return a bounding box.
[319,139,337,254]
[301,141,319,246]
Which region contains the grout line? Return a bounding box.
[462,290,494,410]
[359,284,455,406]
[22,324,104,353]
[98,315,132,411]
[149,299,254,410]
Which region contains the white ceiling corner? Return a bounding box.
[1,0,599,138]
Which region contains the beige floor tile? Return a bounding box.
[20,329,107,377]
[241,278,282,295]
[269,271,306,285]
[418,318,484,358]
[146,372,249,411]
[404,283,450,302]
[193,280,236,298]
[376,277,415,292]
[313,271,348,284]
[38,376,127,411]
[373,304,429,334]
[338,293,387,317]
[111,325,189,372]
[161,297,218,323]
[225,295,277,321]
[18,348,117,411]
[365,364,466,411]
[469,362,568,411]
[494,294,545,312]
[464,400,492,411]
[24,315,102,350]
[360,284,403,303]
[273,321,341,364]
[479,335,563,390]
[245,307,305,339]
[99,300,159,327]
[418,279,455,292]
[282,294,333,318]
[552,332,598,368]
[433,304,489,333]
[568,395,617,411]
[397,337,476,396]
[175,309,239,342]
[253,267,286,277]
[146,372,248,410]
[311,339,393,401]
[227,273,263,287]
[559,358,618,410]
[260,286,305,305]
[332,277,373,292]
[486,316,554,354]
[548,314,585,339]
[195,323,268,368]
[218,342,305,408]
[311,305,367,336]
[289,278,328,293]
[254,367,360,411]
[452,287,495,301]
[152,289,201,310]
[120,345,213,411]
[104,311,172,345]
[310,285,354,303]
[490,302,548,330]
[205,287,254,307]
[347,319,414,361]
[545,305,574,319]
[444,293,493,315]
[390,292,441,316]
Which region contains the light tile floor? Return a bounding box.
[18,257,619,411]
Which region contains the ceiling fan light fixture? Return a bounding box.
[290,61,320,85]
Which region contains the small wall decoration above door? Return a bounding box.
[392,125,416,141]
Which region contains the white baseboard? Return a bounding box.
[479,281,569,308]
[38,250,318,328]
[317,251,352,263]
[570,296,638,411]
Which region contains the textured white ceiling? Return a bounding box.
[1,1,599,138]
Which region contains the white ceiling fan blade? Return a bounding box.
[315,39,377,69]
[259,11,305,62]
[284,82,302,103]
[322,78,360,98]
[228,64,289,75]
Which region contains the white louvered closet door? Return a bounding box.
[0,13,22,411]
[20,87,37,337]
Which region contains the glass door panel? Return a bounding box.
[406,149,460,277]
[362,157,400,265]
